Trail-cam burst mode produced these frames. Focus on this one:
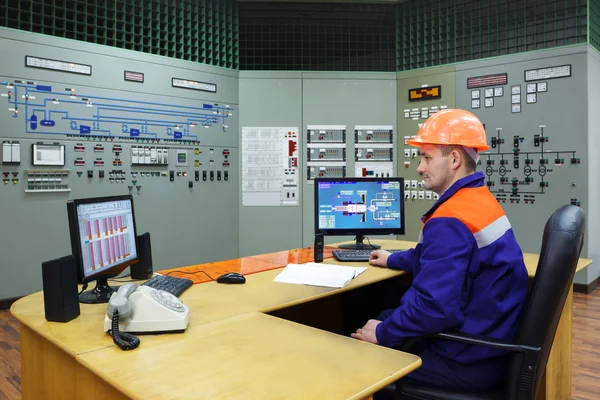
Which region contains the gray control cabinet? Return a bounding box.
[0,29,239,299]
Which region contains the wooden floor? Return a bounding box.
[0,308,20,400]
[0,290,598,399]
[572,288,600,400]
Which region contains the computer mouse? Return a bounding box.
[216,272,246,284]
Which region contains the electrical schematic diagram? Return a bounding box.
[0,79,234,144]
[317,181,401,229]
[481,125,580,205]
[354,125,394,178]
[306,125,346,183]
[241,127,299,206]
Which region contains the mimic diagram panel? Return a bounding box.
[241,127,299,206]
[306,125,347,183]
[316,180,402,230]
[0,74,238,194]
[453,55,588,258]
[481,125,580,205]
[459,61,584,208]
[0,78,234,144]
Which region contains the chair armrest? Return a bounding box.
[402,332,541,356]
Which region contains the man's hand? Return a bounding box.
[369,250,391,267]
[351,319,381,344]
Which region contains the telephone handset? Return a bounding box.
[106,283,141,351]
[105,283,190,351]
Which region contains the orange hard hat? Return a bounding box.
[406,109,490,151]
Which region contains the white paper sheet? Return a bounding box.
[273,262,367,288]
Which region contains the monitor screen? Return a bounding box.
[67,194,139,303]
[314,177,405,249]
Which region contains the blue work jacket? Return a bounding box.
[375,172,529,366]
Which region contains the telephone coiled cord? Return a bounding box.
[109,309,140,351]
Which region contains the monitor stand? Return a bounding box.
[79,278,119,304]
[337,235,380,250]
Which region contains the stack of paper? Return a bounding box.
[273,262,367,288]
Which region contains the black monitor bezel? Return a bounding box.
[67,194,139,284]
[314,177,405,237]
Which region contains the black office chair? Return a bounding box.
[393,204,586,400]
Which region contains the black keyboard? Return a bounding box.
[141,275,194,297]
[332,249,406,262]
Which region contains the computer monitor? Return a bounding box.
[67,194,139,304]
[314,177,405,249]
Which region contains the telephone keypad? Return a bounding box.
[150,289,186,313]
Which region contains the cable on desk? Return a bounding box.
[78,283,88,296]
[109,309,140,351]
[165,270,216,281]
[349,235,377,250]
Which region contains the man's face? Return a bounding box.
[416,144,454,195]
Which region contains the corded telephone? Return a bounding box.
[105,283,190,350]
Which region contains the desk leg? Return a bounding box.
[20,324,78,400]
[536,285,573,400]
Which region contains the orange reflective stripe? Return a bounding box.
[427,187,505,234]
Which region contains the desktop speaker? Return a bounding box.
[132,232,153,280]
[41,254,80,323]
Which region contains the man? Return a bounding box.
[351,109,529,391]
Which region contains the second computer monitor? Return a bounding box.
[314,177,405,249]
[67,194,139,303]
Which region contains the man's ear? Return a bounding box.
[450,149,462,171]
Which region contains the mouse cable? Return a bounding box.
[108,309,140,351]
[165,270,215,281]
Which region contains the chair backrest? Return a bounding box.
[506,205,585,400]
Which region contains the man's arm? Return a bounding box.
[370,248,418,274]
[375,217,476,348]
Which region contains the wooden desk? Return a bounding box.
[11,240,592,400]
[78,312,419,400]
[12,246,421,400]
